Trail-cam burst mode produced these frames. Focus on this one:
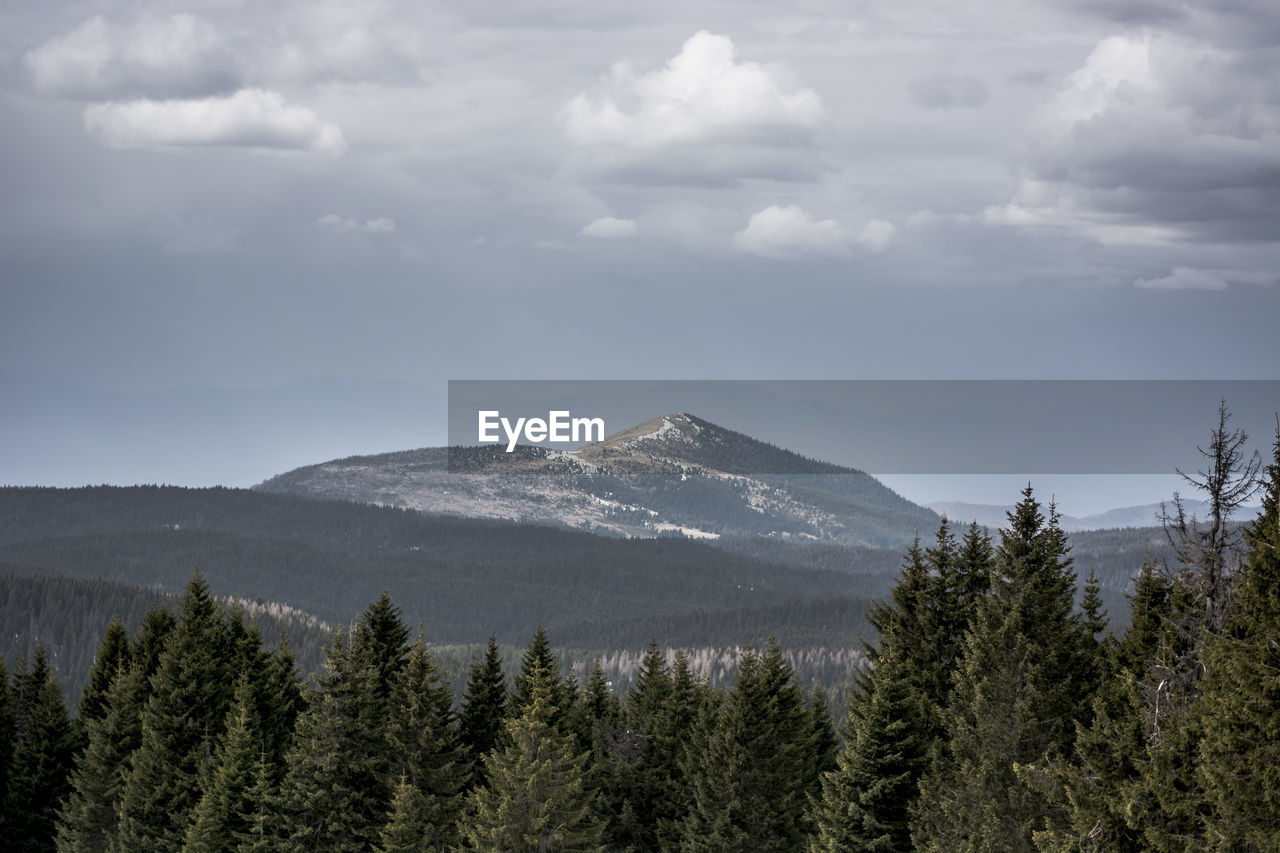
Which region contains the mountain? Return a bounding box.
[929,498,1262,532]
[256,412,939,548]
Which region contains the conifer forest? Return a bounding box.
[2,409,1279,852]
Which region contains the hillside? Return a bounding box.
[0,486,878,652]
[257,412,939,548]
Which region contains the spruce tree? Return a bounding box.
[913,488,1093,852]
[458,635,506,785]
[461,660,604,851]
[377,778,437,853]
[5,647,77,853]
[183,678,265,852]
[56,662,146,853]
[511,626,567,725]
[352,592,411,709]
[115,572,238,853]
[1197,425,1280,850]
[75,617,131,739]
[680,640,811,851]
[1032,562,1173,853]
[276,628,391,851]
[808,652,928,853]
[387,633,468,850]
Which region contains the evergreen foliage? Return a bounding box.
[183,677,265,852]
[458,635,506,787]
[56,662,145,853]
[276,628,392,851]
[4,647,76,852]
[913,488,1092,852]
[679,639,814,851]
[461,660,604,851]
[387,633,468,850]
[1196,426,1280,850]
[114,572,238,853]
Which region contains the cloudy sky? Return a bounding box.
[2,1,1278,498]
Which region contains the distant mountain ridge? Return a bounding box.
[928,498,1262,532]
[257,412,938,548]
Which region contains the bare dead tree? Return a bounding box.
[1157,399,1262,631]
[1143,401,1263,740]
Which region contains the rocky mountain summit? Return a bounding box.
[256,413,938,547]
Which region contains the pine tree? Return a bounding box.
[1032,561,1174,853]
[458,635,506,786]
[352,592,411,709]
[5,647,77,853]
[377,778,437,853]
[232,752,276,853]
[252,637,303,782]
[511,626,567,725]
[75,617,131,740]
[680,640,811,851]
[1197,424,1280,850]
[387,633,468,850]
[276,628,392,851]
[115,572,238,853]
[808,653,928,853]
[461,660,604,851]
[56,662,146,853]
[913,487,1093,852]
[183,678,264,852]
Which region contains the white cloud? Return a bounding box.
[1134,267,1228,290]
[24,14,238,100]
[734,205,848,259]
[559,31,824,184]
[84,89,347,155]
[907,73,990,110]
[316,215,397,234]
[562,31,821,148]
[580,217,638,238]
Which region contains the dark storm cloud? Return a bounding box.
[987,22,1280,266]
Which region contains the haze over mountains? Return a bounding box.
[257,412,940,548]
[929,498,1263,533]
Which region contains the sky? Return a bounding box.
[2,1,1278,509]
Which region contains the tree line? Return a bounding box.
[0,406,1276,850]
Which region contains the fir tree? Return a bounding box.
[680,639,812,851]
[387,633,468,850]
[352,592,411,709]
[461,660,603,851]
[183,678,264,852]
[115,572,238,853]
[1031,562,1174,853]
[808,653,928,853]
[276,628,391,851]
[377,778,438,853]
[5,647,77,853]
[913,487,1093,852]
[56,662,146,853]
[75,617,131,739]
[458,635,506,785]
[511,626,567,725]
[1197,424,1280,850]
